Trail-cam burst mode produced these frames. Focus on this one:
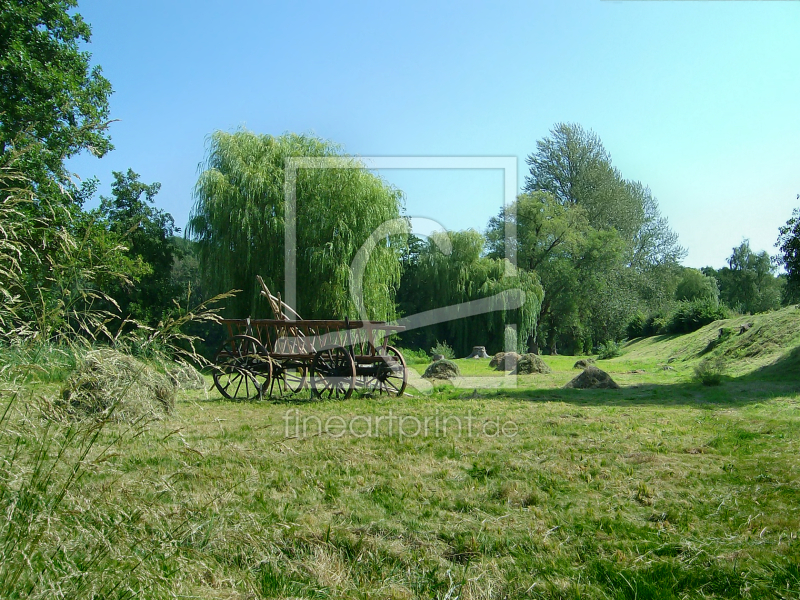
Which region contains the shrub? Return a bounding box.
[626,299,730,339]
[694,356,725,386]
[429,340,455,360]
[397,347,428,365]
[666,299,729,334]
[627,311,647,338]
[597,340,621,360]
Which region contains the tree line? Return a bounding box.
[1,1,798,358]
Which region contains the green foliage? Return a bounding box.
[628,299,729,338]
[694,356,725,386]
[489,124,684,354]
[188,130,405,320]
[93,169,180,325]
[397,230,543,356]
[487,192,635,354]
[429,340,455,359]
[0,0,113,196]
[674,268,719,302]
[523,123,685,266]
[776,204,800,303]
[667,298,729,334]
[597,340,621,359]
[704,240,783,314]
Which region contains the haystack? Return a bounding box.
[60,349,175,421]
[512,354,552,375]
[491,352,521,371]
[168,361,206,390]
[573,358,595,369]
[563,365,619,390]
[423,359,461,380]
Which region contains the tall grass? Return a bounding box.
[0,157,236,597]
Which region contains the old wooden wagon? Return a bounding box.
[212,277,407,400]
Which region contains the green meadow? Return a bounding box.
[5,308,799,599]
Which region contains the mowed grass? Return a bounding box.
[44,352,799,599]
[5,309,800,599]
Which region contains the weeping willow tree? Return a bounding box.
[187,130,405,319]
[396,230,543,356]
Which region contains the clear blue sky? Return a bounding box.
[67,0,800,269]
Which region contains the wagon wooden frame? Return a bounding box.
[212,317,407,401]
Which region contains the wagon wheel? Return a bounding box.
[371,345,407,397]
[271,362,307,397]
[311,346,356,400]
[213,335,272,400]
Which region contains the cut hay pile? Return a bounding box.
[168,361,206,390]
[512,354,552,375]
[423,359,461,380]
[563,365,619,390]
[490,352,521,371]
[573,358,595,369]
[60,349,176,421]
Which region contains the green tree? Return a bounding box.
[188,130,405,319]
[94,169,179,325]
[776,201,800,303]
[396,230,543,356]
[674,268,719,303]
[524,123,640,240]
[705,240,783,314]
[524,123,684,267]
[0,0,113,193]
[486,192,628,354]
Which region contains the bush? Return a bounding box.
[429,340,455,360]
[694,356,725,386]
[666,299,729,334]
[597,340,621,360]
[627,311,647,338]
[626,299,730,339]
[397,347,428,365]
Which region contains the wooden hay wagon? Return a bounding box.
[212,277,408,400]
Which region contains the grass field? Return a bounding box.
[3,308,800,598]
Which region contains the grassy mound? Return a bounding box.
[573,358,595,369]
[512,354,552,375]
[60,349,175,421]
[422,359,460,380]
[622,305,800,377]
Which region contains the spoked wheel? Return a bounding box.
[311,346,356,400]
[213,335,272,400]
[372,345,407,397]
[270,362,307,397]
